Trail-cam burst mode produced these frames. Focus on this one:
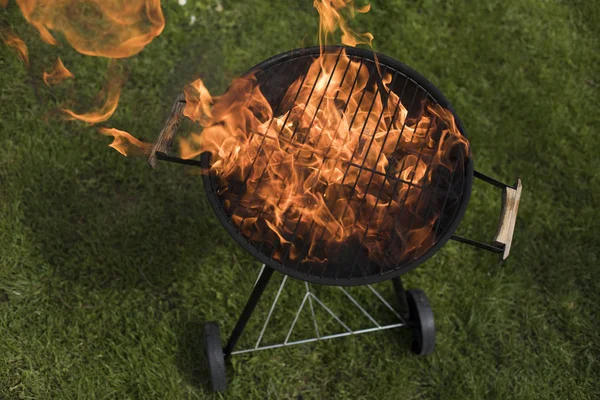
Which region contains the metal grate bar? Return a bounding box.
[395,119,439,238]
[306,65,386,279]
[288,51,345,142]
[244,60,328,248]
[317,81,422,278]
[233,129,425,189]
[380,106,436,269]
[309,57,355,150]
[235,54,338,241]
[336,74,402,278]
[270,50,348,264]
[352,87,429,276]
[269,51,347,256]
[279,59,378,271]
[238,61,308,187]
[276,57,371,275]
[232,60,313,236]
[246,60,327,242]
[250,50,349,257]
[341,74,409,278]
[366,88,427,274]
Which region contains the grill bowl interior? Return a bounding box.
[201,46,473,285]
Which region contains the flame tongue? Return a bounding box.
[98,127,152,156]
[43,57,74,86]
[313,0,373,48]
[61,60,121,124]
[15,0,164,58]
[2,29,29,65]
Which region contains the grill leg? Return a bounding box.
[392,277,410,321]
[223,267,275,357]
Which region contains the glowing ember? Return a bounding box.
[43,57,74,86]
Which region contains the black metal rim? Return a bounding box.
[201,45,473,286]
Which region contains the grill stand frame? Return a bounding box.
[222,264,415,358]
[200,263,432,393]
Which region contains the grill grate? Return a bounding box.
[202,46,472,285]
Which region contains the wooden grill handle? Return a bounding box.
[148,93,186,168]
[492,178,523,260]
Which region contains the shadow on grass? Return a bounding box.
[20,165,208,289]
[17,159,225,390]
[175,319,213,392]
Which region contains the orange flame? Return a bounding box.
[98,127,151,156]
[7,0,166,154]
[183,51,469,266]
[313,0,373,49]
[2,30,29,65]
[183,78,214,125]
[61,60,121,124]
[43,57,74,86]
[178,2,470,268]
[15,0,164,58]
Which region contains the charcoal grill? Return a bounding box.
[149,46,522,392]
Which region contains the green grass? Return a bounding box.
[1,0,599,398]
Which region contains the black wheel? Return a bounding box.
[406,289,435,356]
[203,322,227,392]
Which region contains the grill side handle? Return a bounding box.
[450,172,523,261]
[492,179,523,260]
[148,93,187,168]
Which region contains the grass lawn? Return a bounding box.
[1,0,599,398]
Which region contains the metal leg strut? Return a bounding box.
[223,267,275,357]
[392,277,410,321]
